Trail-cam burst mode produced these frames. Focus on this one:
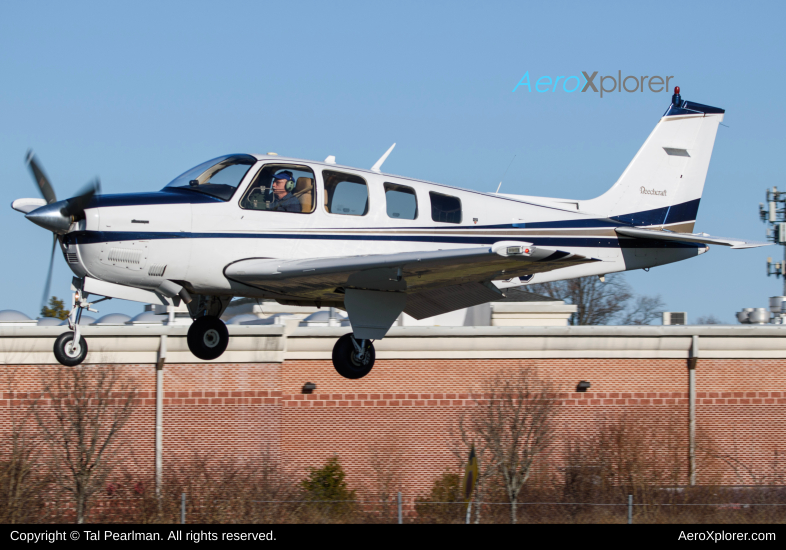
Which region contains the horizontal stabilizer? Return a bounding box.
[615,227,770,249]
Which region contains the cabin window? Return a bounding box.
[323,170,369,216]
[384,183,418,220]
[164,154,257,201]
[429,191,462,224]
[240,164,316,213]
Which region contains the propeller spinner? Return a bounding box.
[22,151,100,313]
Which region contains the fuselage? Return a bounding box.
[62,154,705,301]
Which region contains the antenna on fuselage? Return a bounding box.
[371,143,396,173]
[495,154,517,194]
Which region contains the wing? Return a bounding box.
[225,241,597,310]
[615,227,770,249]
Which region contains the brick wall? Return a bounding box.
[3,357,786,496]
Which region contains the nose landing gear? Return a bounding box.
[332,333,376,379]
[53,331,87,366]
[187,316,229,360]
[52,286,108,367]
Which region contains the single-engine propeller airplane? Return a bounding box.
[12,89,768,378]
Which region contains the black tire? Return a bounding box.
[332,333,375,379]
[187,316,229,360]
[53,332,88,366]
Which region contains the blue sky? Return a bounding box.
[1,0,784,322]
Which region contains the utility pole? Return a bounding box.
[760,186,786,296]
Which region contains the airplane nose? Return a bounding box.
[25,201,72,234]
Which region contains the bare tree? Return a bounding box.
[529,274,663,325]
[695,314,722,325]
[0,372,50,523]
[35,365,137,523]
[460,368,561,524]
[619,295,666,325]
[368,445,404,522]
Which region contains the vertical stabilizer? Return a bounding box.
[581,99,724,232]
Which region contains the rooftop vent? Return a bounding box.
[737,308,770,325]
[663,312,687,326]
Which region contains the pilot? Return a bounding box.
[268,171,302,213]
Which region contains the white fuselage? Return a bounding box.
[63,155,704,302]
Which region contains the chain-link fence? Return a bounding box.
[31,494,786,524]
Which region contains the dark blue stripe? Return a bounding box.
[511,198,701,229]
[663,101,725,117]
[664,198,701,225]
[512,218,621,229]
[87,189,222,208]
[70,230,703,250]
[682,101,725,115]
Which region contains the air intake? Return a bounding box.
[66,252,79,263]
[148,264,167,277]
[107,248,141,265]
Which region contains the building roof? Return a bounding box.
[496,288,563,303]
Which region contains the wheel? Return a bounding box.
[332,333,375,379]
[187,316,229,360]
[53,332,88,366]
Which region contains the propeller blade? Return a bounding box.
[40,234,58,316]
[25,150,57,204]
[26,178,101,234]
[62,178,100,218]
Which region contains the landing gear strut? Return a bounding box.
[332,333,375,379]
[187,316,229,360]
[53,286,108,367]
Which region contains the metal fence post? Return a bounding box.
[397,492,402,524]
[181,492,186,524]
[627,494,633,524]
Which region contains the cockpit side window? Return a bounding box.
[323,171,369,216]
[240,164,316,213]
[163,154,257,201]
[429,191,462,224]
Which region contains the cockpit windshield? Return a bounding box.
[163,154,257,201]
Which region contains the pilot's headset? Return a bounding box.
[273,171,296,192]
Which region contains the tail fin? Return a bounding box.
[581,100,725,232]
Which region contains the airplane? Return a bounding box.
[11,89,767,378]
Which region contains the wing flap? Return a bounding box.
[615,227,769,249]
[404,282,503,320]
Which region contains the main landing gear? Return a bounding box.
[187,316,229,360]
[332,333,376,379]
[184,295,232,361]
